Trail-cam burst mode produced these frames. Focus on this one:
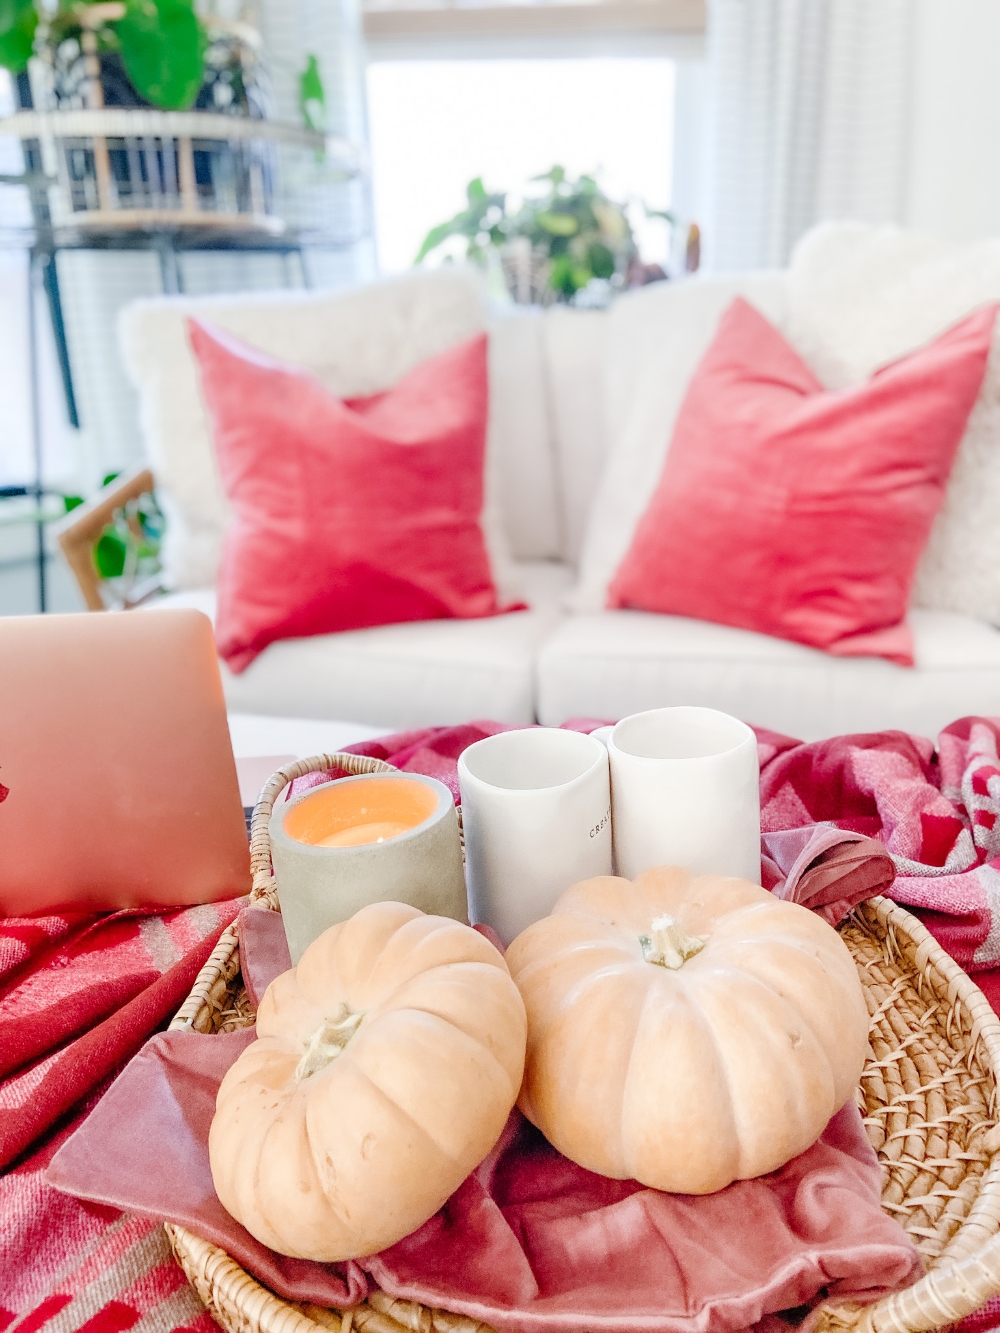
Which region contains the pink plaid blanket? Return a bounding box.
[5,716,1000,1332]
[755,717,1000,989]
[0,899,239,1331]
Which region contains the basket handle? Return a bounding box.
[815,1213,1000,1333]
[248,753,397,909]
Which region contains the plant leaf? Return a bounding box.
[415,181,505,263]
[548,253,576,298]
[588,240,615,280]
[537,211,577,237]
[116,0,206,110]
[531,164,565,187]
[94,527,128,580]
[300,54,324,106]
[0,0,37,73]
[415,219,459,263]
[299,54,325,132]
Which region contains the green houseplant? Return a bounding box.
[0,0,207,110]
[91,472,163,586]
[417,167,673,305]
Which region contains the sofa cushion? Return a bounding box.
[788,222,1000,626]
[607,297,996,665]
[148,561,574,729]
[488,307,563,560]
[189,322,514,672]
[541,306,609,563]
[570,271,790,611]
[119,269,554,595]
[536,608,1000,741]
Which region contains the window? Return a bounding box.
[366,57,679,275]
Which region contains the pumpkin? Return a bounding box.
[209,901,527,1260]
[505,867,870,1194]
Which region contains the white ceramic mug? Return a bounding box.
[457,728,612,946]
[603,706,760,883]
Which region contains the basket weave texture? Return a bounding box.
[167,754,1000,1333]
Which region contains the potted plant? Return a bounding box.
[0,0,208,111]
[0,0,282,224]
[416,166,675,306]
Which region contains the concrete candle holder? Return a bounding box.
[270,772,467,962]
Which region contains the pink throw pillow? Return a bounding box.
[608,298,996,665]
[188,321,515,672]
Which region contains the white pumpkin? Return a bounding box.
[506,867,871,1193]
[209,901,527,1259]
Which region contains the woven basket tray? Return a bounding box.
[168,753,1000,1333]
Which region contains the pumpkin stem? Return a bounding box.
[295,1004,365,1080]
[640,914,706,969]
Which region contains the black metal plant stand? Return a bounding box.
[0,71,365,612]
[6,218,316,612]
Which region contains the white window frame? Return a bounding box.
[362,1,708,240]
[363,0,705,61]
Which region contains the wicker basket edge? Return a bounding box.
[165,757,1000,1333]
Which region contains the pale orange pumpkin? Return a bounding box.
[209,901,527,1260]
[506,867,870,1194]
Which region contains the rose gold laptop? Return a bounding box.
[0,609,250,916]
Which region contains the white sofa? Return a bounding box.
[121,225,1000,742]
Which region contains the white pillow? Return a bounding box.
[118,267,522,600]
[486,306,563,561]
[541,305,610,564]
[570,272,790,611]
[787,222,1000,625]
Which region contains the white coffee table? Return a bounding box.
[227,712,388,760]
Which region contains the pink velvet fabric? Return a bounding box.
[188,322,518,673]
[761,826,895,925]
[47,834,922,1333]
[608,298,997,665]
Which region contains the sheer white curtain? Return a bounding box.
[704,0,913,271]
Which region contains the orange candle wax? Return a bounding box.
[283,776,439,850]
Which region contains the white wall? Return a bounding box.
[906,0,1000,242]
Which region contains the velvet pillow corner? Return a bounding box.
[187,318,516,672]
[608,297,997,665]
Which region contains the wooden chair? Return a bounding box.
[53,465,161,611]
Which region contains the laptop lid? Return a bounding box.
[0,609,250,916]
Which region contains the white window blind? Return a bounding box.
[705,0,912,271]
